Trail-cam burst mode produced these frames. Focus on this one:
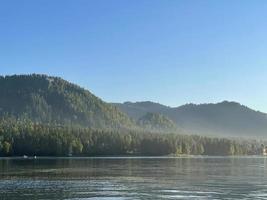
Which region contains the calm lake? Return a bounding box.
[0,156,267,199]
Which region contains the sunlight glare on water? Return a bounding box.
[0,156,267,199]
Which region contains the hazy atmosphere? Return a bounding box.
[1,0,267,111]
[2,1,267,199]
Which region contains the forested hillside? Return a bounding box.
[113,101,171,119]
[0,74,134,129]
[137,112,177,132]
[0,74,266,156]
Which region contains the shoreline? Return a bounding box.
[0,155,265,160]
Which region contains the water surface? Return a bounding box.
[0,156,267,199]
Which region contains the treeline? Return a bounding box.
[0,119,264,156]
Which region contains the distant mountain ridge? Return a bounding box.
[114,101,267,137]
[1,74,267,138]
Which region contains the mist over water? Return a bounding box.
[1,157,267,199]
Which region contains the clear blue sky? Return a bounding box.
[1,1,267,111]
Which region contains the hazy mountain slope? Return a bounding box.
[114,101,267,137]
[137,112,178,132]
[0,74,134,129]
[173,102,267,137]
[112,101,171,120]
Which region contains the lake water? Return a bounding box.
[0,156,267,199]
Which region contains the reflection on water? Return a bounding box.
[0,157,267,199]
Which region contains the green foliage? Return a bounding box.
[0,118,264,156]
[2,141,11,155]
[0,74,134,129]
